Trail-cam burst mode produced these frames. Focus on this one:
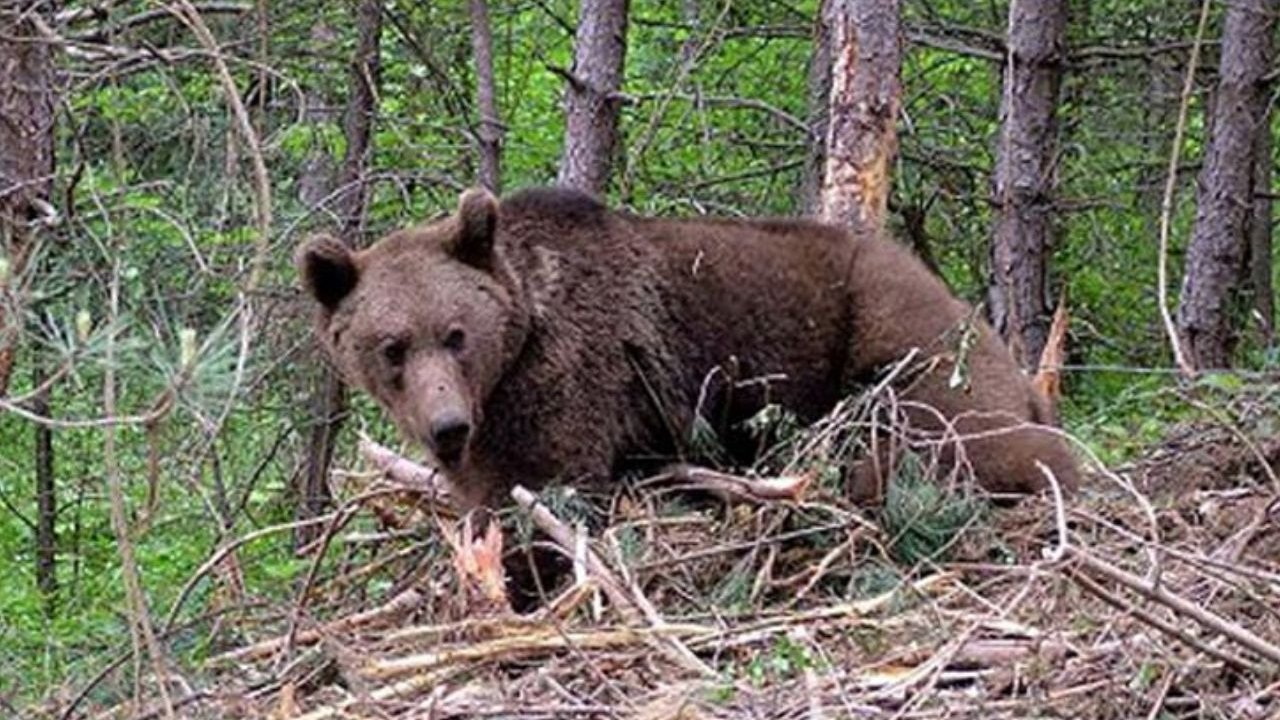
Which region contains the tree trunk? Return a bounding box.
[1248,109,1273,344]
[818,0,902,234]
[0,6,57,397]
[556,0,628,196]
[818,0,902,235]
[298,0,383,545]
[680,0,700,63]
[33,359,56,617]
[1176,0,1278,369]
[987,0,1068,371]
[470,0,503,193]
[800,0,834,216]
[296,21,341,211]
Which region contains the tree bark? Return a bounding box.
[988,0,1068,370]
[800,0,834,216]
[0,6,57,397]
[1248,109,1273,344]
[296,22,341,210]
[1177,0,1278,369]
[298,0,383,545]
[470,0,502,193]
[556,0,629,196]
[817,0,902,235]
[33,359,56,617]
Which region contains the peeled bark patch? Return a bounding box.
[818,0,902,235]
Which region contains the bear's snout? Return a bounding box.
[429,414,471,467]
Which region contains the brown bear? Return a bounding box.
[297,186,1080,512]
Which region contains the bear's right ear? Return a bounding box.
[296,234,358,310]
[450,187,498,269]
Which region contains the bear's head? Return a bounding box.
[296,188,530,472]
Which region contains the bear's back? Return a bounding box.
[630,212,861,426]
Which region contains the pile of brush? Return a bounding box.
[78,386,1280,720]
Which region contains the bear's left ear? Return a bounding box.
[296,234,359,311]
[451,187,498,269]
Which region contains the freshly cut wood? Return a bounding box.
[441,515,512,615]
[1031,295,1069,410]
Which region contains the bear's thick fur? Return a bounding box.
[298,186,1080,510]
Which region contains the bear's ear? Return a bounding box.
[451,187,498,269]
[296,234,358,310]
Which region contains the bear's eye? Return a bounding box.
[443,327,466,353]
[381,339,409,368]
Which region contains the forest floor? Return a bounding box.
[55,385,1280,720]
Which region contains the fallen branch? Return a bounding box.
[1067,567,1256,672]
[364,624,710,679]
[693,572,956,649]
[512,485,716,678]
[376,583,599,649]
[293,667,467,720]
[651,463,814,503]
[1069,547,1280,667]
[359,436,455,503]
[210,588,424,665]
[511,486,640,620]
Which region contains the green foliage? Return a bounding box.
[744,633,818,687]
[880,452,985,565]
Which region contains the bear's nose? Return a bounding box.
[430,415,471,465]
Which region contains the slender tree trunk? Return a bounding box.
[33,359,56,617]
[988,0,1068,370]
[1248,111,1273,344]
[470,0,503,193]
[1177,0,1278,369]
[817,0,902,235]
[296,20,341,212]
[557,0,628,196]
[298,0,383,545]
[0,6,57,397]
[679,0,700,63]
[334,0,381,236]
[800,0,834,215]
